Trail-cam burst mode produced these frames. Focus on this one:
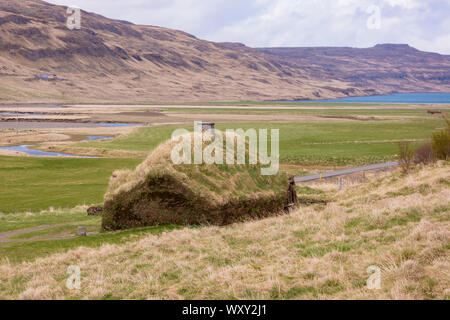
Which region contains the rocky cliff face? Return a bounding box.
[0,0,449,103]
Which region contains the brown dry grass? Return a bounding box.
[36,145,147,159]
[167,113,366,123]
[0,162,448,300]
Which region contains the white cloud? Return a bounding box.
[384,0,420,9]
[46,0,450,54]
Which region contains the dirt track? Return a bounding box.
[0,224,70,243]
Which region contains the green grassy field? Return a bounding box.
[77,119,444,165]
[0,157,140,213]
[75,125,185,152]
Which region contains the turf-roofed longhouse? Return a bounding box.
[102,132,290,230]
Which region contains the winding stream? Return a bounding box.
[0,145,95,158]
[86,136,114,141]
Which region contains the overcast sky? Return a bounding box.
[47,0,450,54]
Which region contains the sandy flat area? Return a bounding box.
[0,122,104,130]
[68,103,450,110]
[0,133,70,146]
[168,113,396,122]
[0,149,28,157]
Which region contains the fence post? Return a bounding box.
[77,227,87,237]
[285,176,298,212]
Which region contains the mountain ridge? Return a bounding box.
[0,0,449,103]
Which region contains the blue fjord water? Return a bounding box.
[290,92,450,103]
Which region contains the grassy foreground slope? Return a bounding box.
[0,163,448,299]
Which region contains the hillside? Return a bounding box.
[0,0,449,103]
[258,45,450,98]
[0,163,448,299]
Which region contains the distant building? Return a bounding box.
[427,110,442,115]
[195,121,215,134]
